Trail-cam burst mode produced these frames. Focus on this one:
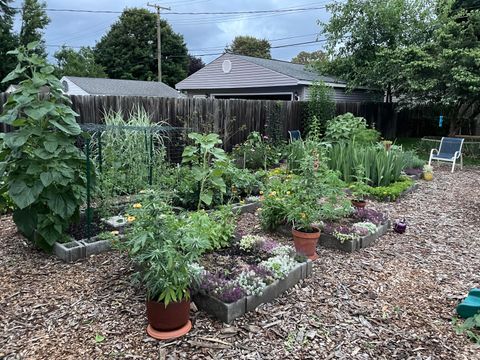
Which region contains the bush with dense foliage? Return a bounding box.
[0,43,93,250]
[232,131,282,170]
[324,113,380,144]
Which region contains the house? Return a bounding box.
[60,76,184,98]
[176,53,381,102]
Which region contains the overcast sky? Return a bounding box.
[11,0,331,64]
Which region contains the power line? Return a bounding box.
[12,5,328,15]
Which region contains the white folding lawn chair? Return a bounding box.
[428,137,464,173]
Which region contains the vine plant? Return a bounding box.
[0,42,94,250]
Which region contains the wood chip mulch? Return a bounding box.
[1,166,479,359]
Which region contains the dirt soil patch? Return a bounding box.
[1,167,479,359]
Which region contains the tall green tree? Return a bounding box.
[19,0,50,58]
[54,46,106,78]
[188,54,204,76]
[226,36,271,59]
[0,0,18,90]
[94,8,188,87]
[387,5,480,134]
[320,0,435,102]
[292,50,326,65]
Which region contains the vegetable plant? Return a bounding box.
[0,43,94,250]
[324,113,380,144]
[182,132,229,210]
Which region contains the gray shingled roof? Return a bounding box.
[66,76,184,98]
[232,54,345,84]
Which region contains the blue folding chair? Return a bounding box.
[428,137,464,173]
[288,130,302,143]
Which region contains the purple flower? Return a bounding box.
[199,272,246,303]
[354,208,386,225]
[217,285,246,303]
[259,239,280,253]
[248,264,274,283]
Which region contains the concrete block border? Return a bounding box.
[318,220,390,253]
[194,260,312,323]
[54,240,86,263]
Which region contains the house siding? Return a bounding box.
[303,86,383,102]
[184,85,307,100]
[176,53,299,90]
[60,77,89,95]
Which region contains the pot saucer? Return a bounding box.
[146,320,192,340]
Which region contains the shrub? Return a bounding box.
[232,131,282,170]
[362,177,413,201]
[324,113,380,144]
[0,43,94,250]
[403,150,425,169]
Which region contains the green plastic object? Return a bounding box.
[457,288,480,319]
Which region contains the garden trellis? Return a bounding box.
[78,123,186,241]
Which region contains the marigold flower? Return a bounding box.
[127,216,136,222]
[133,203,142,209]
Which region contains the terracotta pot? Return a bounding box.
[146,298,190,332]
[423,172,433,181]
[292,226,320,261]
[351,199,367,208]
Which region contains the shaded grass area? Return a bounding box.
[395,137,480,166]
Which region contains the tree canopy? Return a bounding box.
[0,0,18,90]
[94,8,188,87]
[320,0,435,101]
[226,36,271,59]
[291,50,326,65]
[19,0,50,58]
[54,46,106,78]
[188,55,205,76]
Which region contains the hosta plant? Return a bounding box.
[0,43,94,250]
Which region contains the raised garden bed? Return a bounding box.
[318,220,390,252]
[53,234,119,263]
[194,260,312,323]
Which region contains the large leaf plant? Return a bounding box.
[0,42,94,250]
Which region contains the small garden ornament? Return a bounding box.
[423,165,434,181]
[393,219,407,234]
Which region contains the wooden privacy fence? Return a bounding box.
[0,93,306,149]
[0,92,454,144]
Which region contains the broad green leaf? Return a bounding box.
[9,180,43,209]
[49,119,81,136]
[40,66,55,74]
[200,191,213,206]
[95,334,105,343]
[27,41,40,50]
[25,107,50,121]
[40,172,55,187]
[4,132,30,148]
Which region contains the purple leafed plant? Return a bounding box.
[259,239,280,253]
[354,208,386,225]
[199,272,246,303]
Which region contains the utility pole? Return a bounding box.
[147,3,170,82]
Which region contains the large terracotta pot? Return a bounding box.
[146,299,190,332]
[292,226,320,261]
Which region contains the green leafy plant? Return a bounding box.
[453,313,480,344]
[307,81,335,137]
[324,113,380,144]
[186,205,236,251]
[355,176,413,201]
[327,141,407,187]
[232,131,282,170]
[0,42,94,250]
[182,133,229,210]
[117,191,209,305]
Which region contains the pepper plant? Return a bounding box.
[0,42,93,250]
[181,132,228,210]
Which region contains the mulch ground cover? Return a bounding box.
[1,166,479,359]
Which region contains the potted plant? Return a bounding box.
[117,191,209,340]
[423,164,434,181]
[351,166,370,208]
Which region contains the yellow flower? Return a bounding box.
[110,230,120,236]
[300,212,306,219]
[139,190,146,194]
[259,191,264,195]
[286,191,291,195]
[127,216,136,223]
[239,200,245,204]
[133,203,142,209]
[269,191,277,197]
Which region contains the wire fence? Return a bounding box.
[77,123,187,241]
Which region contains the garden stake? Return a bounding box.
[85,137,92,242]
[97,131,103,173]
